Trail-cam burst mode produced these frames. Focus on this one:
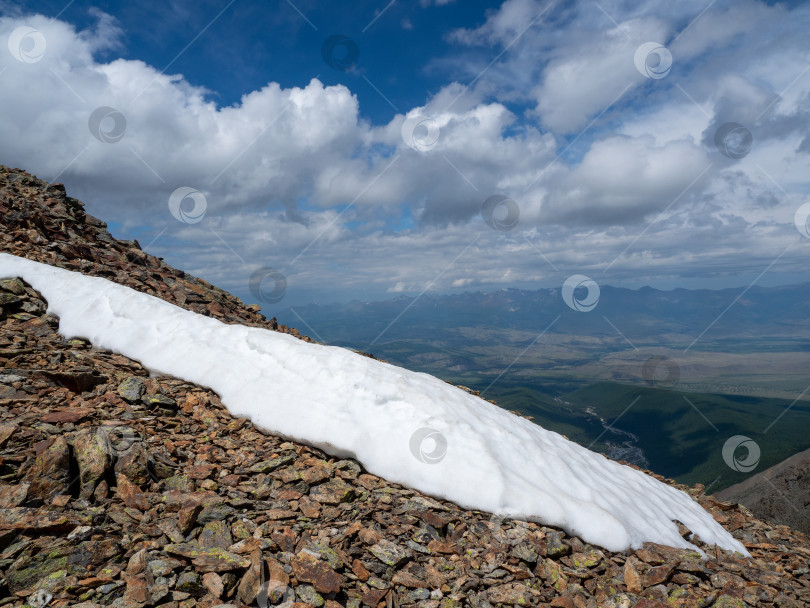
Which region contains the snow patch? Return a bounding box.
[0,253,748,556]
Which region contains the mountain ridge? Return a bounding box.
[288,281,810,312]
[281,282,810,342]
[716,448,810,535]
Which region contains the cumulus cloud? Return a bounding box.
[0,1,808,308]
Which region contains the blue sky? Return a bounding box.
[12,0,500,125]
[1,0,809,312]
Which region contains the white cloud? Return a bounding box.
[0,2,808,308]
[542,135,712,224]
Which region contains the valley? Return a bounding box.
[280,286,810,493]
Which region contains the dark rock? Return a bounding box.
[198,520,232,550]
[545,530,570,558]
[309,478,355,504]
[0,482,29,508]
[175,571,202,594]
[511,541,539,564]
[143,393,177,411]
[71,427,112,500]
[296,583,326,607]
[369,539,412,568]
[164,544,250,572]
[23,435,71,501]
[114,443,152,486]
[118,377,146,403]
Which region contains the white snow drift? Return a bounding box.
[0,253,747,556]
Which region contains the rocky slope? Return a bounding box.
[0,167,305,340]
[0,165,809,608]
[716,449,810,536]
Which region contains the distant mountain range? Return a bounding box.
[281,283,810,347]
[280,284,810,401]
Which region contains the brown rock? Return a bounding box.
[643,562,675,587]
[40,408,93,423]
[417,510,452,532]
[237,548,264,604]
[624,558,643,593]
[187,463,216,479]
[114,443,151,486]
[0,482,29,508]
[199,520,233,550]
[178,501,202,534]
[271,528,297,553]
[299,496,321,518]
[51,494,70,507]
[424,564,448,589]
[291,551,342,594]
[126,548,148,576]
[24,435,70,501]
[358,527,382,545]
[362,588,387,607]
[229,537,263,555]
[0,506,84,531]
[0,422,17,447]
[123,575,150,607]
[351,559,371,582]
[116,473,149,511]
[309,478,355,504]
[426,539,457,554]
[635,542,699,565]
[265,556,290,586]
[391,569,425,588]
[487,582,540,605]
[301,466,331,484]
[202,571,224,598]
[265,508,298,520]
